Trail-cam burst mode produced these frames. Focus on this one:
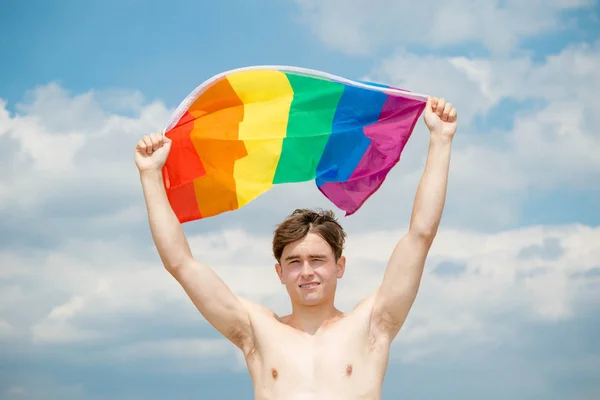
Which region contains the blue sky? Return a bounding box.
[1,0,365,109]
[1,1,599,399]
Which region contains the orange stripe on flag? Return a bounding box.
[187,77,248,218]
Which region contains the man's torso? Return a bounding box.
[240,295,392,400]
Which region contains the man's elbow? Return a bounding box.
[162,256,193,275]
[163,261,181,274]
[409,224,438,244]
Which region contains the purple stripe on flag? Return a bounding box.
[318,95,426,215]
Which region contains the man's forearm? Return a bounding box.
[140,169,192,269]
[409,136,452,238]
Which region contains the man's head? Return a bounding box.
[273,209,347,307]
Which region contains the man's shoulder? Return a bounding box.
[236,295,279,319]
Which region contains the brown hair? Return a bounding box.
[273,208,346,263]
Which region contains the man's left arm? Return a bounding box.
[371,96,457,339]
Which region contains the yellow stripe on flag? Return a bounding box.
[227,70,294,207]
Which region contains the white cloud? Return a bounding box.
[348,224,600,318]
[360,40,600,228]
[115,338,233,360]
[450,42,600,191]
[47,295,86,320]
[369,40,600,124]
[454,41,600,104]
[0,83,170,214]
[364,50,496,125]
[4,381,88,400]
[56,337,248,373]
[31,319,102,344]
[0,319,14,339]
[6,387,27,397]
[293,0,594,55]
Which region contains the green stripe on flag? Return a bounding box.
[273,74,345,183]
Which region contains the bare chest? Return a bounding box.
[246,316,390,399]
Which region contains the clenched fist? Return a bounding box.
[134,133,172,172]
[423,97,458,139]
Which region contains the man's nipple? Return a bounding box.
[272,368,278,380]
[346,364,353,376]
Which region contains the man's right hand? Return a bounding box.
[134,133,172,172]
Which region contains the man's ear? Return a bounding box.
[336,256,346,279]
[275,263,284,284]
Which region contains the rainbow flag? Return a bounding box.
[162,66,427,223]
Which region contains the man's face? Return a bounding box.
[275,232,345,307]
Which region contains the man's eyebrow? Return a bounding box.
[284,253,327,261]
[309,253,327,259]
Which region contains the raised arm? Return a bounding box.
[135,133,254,353]
[371,97,457,339]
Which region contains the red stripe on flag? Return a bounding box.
[165,180,202,222]
[163,111,206,189]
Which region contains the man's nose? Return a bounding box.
[300,261,314,277]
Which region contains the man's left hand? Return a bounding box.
[423,96,458,139]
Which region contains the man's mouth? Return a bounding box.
[299,282,320,288]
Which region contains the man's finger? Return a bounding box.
[136,140,147,154]
[442,103,452,120]
[448,108,458,122]
[150,133,162,151]
[425,96,432,110]
[436,98,446,117]
[143,136,153,155]
[430,96,439,112]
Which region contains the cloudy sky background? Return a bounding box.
[1,0,599,399]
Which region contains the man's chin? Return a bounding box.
[297,293,324,306]
[287,287,327,306]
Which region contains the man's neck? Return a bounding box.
[286,301,345,335]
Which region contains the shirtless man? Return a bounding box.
[135,96,457,399]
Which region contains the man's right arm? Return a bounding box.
[137,137,254,353]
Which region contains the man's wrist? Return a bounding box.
[139,167,163,181]
[429,133,453,146]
